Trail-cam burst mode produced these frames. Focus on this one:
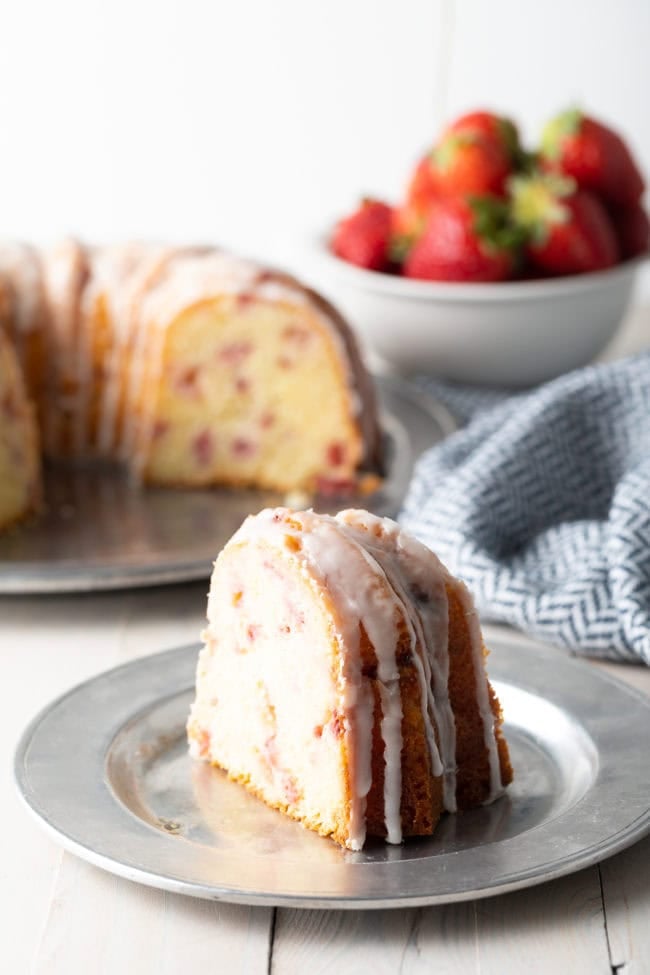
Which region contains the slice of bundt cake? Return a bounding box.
[187,507,512,850]
[0,326,41,530]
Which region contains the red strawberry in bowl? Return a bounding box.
[390,198,434,263]
[403,195,523,282]
[331,199,393,271]
[427,129,513,199]
[511,173,620,276]
[446,110,523,166]
[541,109,645,207]
[606,202,650,260]
[406,154,441,214]
[396,157,443,259]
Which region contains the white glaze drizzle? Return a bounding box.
[77,244,121,453]
[319,531,405,845]
[336,511,458,812]
[0,243,42,335]
[292,514,403,848]
[115,246,185,463]
[339,510,503,805]
[377,681,403,844]
[41,239,87,454]
[97,244,175,456]
[127,322,168,480]
[454,581,504,801]
[73,245,99,453]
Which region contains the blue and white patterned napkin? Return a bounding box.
[400,352,650,664]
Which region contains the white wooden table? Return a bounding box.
[3,587,650,974]
[3,306,650,974]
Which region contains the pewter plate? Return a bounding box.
[0,376,455,594]
[14,638,650,909]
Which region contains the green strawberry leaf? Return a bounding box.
[388,234,413,265]
[541,107,584,160]
[508,172,575,245]
[497,117,521,161]
[431,132,477,172]
[468,195,528,253]
[515,148,540,175]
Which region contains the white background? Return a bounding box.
[1,0,649,292]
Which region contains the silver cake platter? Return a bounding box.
[14,638,650,910]
[0,375,456,594]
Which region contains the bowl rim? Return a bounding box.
[316,235,647,302]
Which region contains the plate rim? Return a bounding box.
[14,638,650,910]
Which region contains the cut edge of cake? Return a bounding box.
[0,325,42,530]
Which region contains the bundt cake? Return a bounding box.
[0,325,40,530]
[187,507,513,850]
[0,240,381,528]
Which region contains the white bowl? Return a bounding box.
[307,239,644,387]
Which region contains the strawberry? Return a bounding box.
[390,199,432,263]
[331,199,393,271]
[403,195,522,282]
[397,156,442,259]
[404,130,512,212]
[406,154,440,213]
[541,109,645,207]
[446,110,523,166]
[511,173,619,275]
[607,202,650,260]
[428,129,513,199]
[399,113,522,261]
